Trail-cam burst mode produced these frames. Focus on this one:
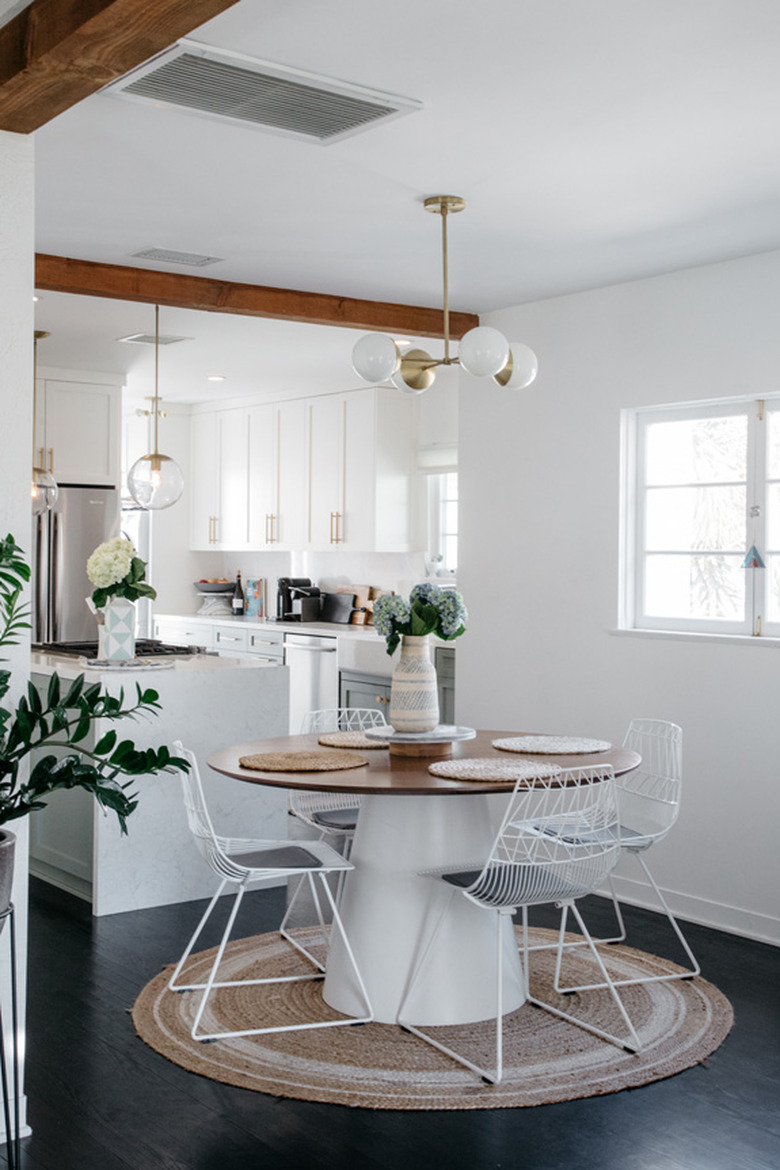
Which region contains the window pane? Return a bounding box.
[645,416,747,485]
[766,483,780,548]
[767,411,780,479]
[645,485,745,551]
[644,554,745,620]
[766,555,780,623]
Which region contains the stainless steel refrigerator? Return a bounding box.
[32,485,120,643]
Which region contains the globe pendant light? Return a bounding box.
[127,305,184,510]
[351,196,537,393]
[31,330,58,516]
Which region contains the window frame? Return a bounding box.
[623,396,778,638]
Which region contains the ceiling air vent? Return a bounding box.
[106,40,422,143]
[130,247,223,267]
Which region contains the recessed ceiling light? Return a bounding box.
[33,294,42,302]
[207,374,225,382]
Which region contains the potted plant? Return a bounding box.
[373,583,467,733]
[0,533,187,914]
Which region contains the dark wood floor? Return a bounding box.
[4,877,779,1170]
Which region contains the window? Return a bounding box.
[426,471,458,576]
[624,398,780,636]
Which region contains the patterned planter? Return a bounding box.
[98,598,136,661]
[389,635,439,733]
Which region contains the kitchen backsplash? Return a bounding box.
[152,548,431,617]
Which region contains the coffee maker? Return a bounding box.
[276,577,315,621]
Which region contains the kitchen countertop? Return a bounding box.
[157,612,386,641]
[30,649,282,676]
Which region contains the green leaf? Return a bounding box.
[94,729,117,756]
[46,673,61,709]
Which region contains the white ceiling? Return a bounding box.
[24,0,780,400]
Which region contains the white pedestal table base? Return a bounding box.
[323,793,526,1025]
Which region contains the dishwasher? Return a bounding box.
[284,633,339,734]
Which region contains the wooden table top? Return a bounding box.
[207,730,641,796]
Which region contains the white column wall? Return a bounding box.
[457,248,780,946]
[0,127,35,1137]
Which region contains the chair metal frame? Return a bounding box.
[397,765,640,1085]
[167,743,372,1041]
[288,707,388,843]
[553,719,700,993]
[281,707,389,929]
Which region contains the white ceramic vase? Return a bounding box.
[389,634,439,733]
[98,597,136,661]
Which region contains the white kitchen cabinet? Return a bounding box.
[35,377,121,486]
[306,388,414,551]
[153,615,214,649]
[190,407,250,550]
[247,400,306,549]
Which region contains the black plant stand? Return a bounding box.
[0,905,19,1170]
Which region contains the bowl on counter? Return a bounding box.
[194,581,234,594]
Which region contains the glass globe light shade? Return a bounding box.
[352,333,401,383]
[31,468,58,515]
[127,453,184,510]
[391,347,435,394]
[493,342,539,390]
[458,327,510,378]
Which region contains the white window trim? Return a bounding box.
[621,394,780,640]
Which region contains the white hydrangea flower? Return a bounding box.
[86,538,134,589]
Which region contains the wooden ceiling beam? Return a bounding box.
[0,0,241,133]
[35,254,479,338]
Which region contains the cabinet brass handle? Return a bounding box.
[376,695,389,704]
[48,448,54,473]
[330,511,343,544]
[37,447,45,469]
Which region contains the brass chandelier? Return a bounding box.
[352,195,538,393]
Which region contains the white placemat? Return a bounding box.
[492,735,611,754]
[428,758,563,783]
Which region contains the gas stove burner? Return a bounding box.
[37,639,202,659]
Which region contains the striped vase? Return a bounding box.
[389,634,439,733]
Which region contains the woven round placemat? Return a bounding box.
[238,750,368,772]
[493,736,612,754]
[428,758,563,783]
[133,926,733,1111]
[318,731,390,750]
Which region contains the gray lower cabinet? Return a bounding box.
[435,646,456,725]
[340,648,456,724]
[339,670,391,718]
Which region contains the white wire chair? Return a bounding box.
[554,718,700,993]
[166,743,372,1041]
[397,765,640,1085]
[289,707,389,846]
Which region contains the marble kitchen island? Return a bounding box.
[29,651,289,915]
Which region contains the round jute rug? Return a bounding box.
[132,927,733,1111]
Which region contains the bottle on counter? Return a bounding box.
[232,571,245,617]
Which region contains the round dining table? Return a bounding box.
[208,730,640,1026]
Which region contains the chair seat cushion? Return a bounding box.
[229,845,323,870]
[311,807,359,831]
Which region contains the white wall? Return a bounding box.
[0,127,35,1138]
[457,248,780,946]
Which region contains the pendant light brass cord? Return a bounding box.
[153,304,160,459]
[441,202,450,363]
[32,330,49,470]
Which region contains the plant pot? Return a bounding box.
[99,598,136,661]
[0,831,16,928]
[389,634,439,733]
